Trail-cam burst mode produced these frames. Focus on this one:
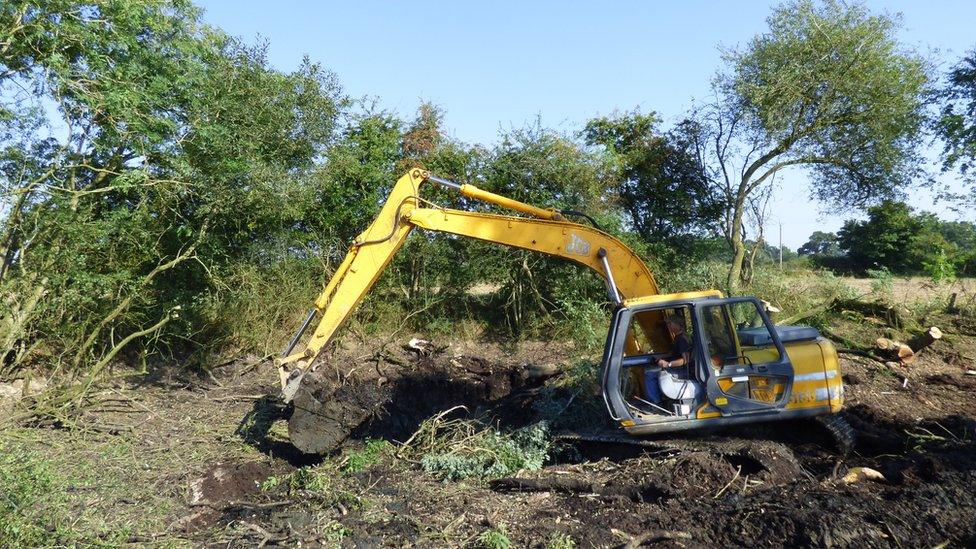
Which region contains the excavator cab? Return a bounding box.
[601,294,841,436]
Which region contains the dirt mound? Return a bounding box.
[179,460,274,531]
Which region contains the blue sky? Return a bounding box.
[195,1,976,249]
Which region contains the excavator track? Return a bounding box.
[814,413,857,455]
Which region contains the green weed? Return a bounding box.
[260,475,281,491]
[478,525,512,549]
[547,533,577,549]
[342,438,392,473]
[923,249,958,285]
[867,267,894,299]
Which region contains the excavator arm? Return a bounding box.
[276,169,659,399]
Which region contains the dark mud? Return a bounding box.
[55,331,966,547]
[287,350,545,454]
[169,335,973,547]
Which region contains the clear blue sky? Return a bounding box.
[196,1,976,249]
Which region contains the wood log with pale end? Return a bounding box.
[908,326,942,353]
[875,337,915,365]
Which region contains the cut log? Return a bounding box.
[834,299,908,329]
[908,326,942,353]
[874,338,915,365]
[489,476,667,503]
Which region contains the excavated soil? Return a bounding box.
[179,333,976,547]
[4,330,976,547]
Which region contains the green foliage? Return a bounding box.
[937,48,976,194]
[557,297,606,351]
[923,249,957,284]
[288,465,333,493]
[415,420,550,481]
[696,0,929,286]
[583,112,722,251]
[798,231,841,257]
[342,438,391,473]
[837,200,975,275]
[547,533,577,549]
[477,526,512,549]
[729,0,929,206]
[0,0,952,387]
[867,267,894,299]
[0,0,345,376]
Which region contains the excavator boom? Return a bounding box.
[276,169,659,398]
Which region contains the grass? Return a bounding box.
[0,380,279,546]
[0,438,133,547]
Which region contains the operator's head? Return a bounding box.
[665,315,685,335]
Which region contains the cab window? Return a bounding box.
[625,307,694,357]
[701,301,781,368]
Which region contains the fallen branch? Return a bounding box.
[76,311,177,405]
[875,338,915,365]
[489,476,665,503]
[210,353,273,370]
[210,394,268,402]
[713,465,742,499]
[611,528,692,549]
[189,499,293,510]
[834,299,911,329]
[776,291,861,326]
[822,328,871,351]
[836,348,887,366]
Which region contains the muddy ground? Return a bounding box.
[2,321,976,547]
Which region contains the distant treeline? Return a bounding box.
[797,201,976,278]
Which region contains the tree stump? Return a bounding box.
[908,326,942,353]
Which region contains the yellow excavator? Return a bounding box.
[276,169,849,453]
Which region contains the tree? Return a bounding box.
[583,112,723,258]
[798,231,841,256]
[480,122,619,340]
[0,0,344,373]
[937,48,976,198]
[690,0,929,288]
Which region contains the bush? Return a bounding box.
[658,260,729,295]
[923,249,957,284]
[867,267,894,299]
[407,416,550,481]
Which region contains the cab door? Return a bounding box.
[696,297,794,416]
